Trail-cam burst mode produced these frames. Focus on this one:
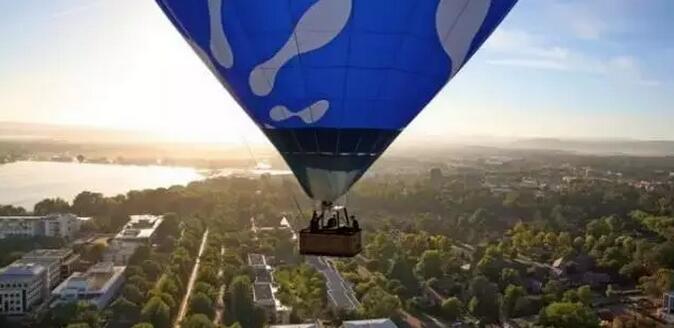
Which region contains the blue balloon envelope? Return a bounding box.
[156,0,517,202]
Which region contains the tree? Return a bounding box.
[66,324,91,328]
[359,286,401,319]
[82,242,107,262]
[182,314,215,328]
[129,275,152,292]
[142,260,163,280]
[543,280,564,303]
[500,268,520,289]
[639,269,674,298]
[468,276,501,324]
[48,302,79,327]
[387,256,419,297]
[72,191,107,216]
[415,250,443,280]
[226,276,264,328]
[132,324,154,328]
[111,296,139,321]
[123,284,146,305]
[502,285,526,318]
[538,302,600,328]
[141,297,171,328]
[189,292,214,318]
[194,282,217,300]
[577,285,592,306]
[34,198,71,215]
[441,297,462,322]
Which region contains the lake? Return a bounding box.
[0,161,204,210]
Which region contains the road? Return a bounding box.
[213,246,226,325]
[306,256,359,311]
[175,229,209,328]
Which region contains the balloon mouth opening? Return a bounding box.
[263,128,399,201]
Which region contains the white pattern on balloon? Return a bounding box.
[208,0,233,68]
[249,0,352,97]
[436,0,491,78]
[269,100,330,124]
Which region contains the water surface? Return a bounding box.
[0,161,203,210]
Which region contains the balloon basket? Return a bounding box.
[299,228,362,257]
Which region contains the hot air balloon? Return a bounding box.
[155,0,517,256]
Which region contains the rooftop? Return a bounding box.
[53,262,125,294]
[254,268,273,283]
[248,253,266,267]
[0,216,44,220]
[0,214,77,220]
[22,248,73,259]
[343,319,398,328]
[253,283,274,302]
[115,215,163,241]
[0,262,46,278]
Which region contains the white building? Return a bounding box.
[114,215,164,243]
[103,215,164,265]
[0,262,48,315]
[0,214,81,239]
[248,253,291,324]
[52,262,125,309]
[342,319,398,328]
[18,249,80,290]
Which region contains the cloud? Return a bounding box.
[483,29,660,87]
[551,1,608,40]
[51,0,105,19]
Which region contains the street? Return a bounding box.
[175,229,209,328]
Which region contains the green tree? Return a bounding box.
[82,242,107,262]
[415,250,443,280]
[577,285,592,306]
[123,284,146,305]
[182,314,214,328]
[500,268,520,289]
[132,324,154,328]
[141,297,171,328]
[543,280,564,303]
[34,198,71,215]
[142,260,163,280]
[189,292,214,318]
[111,296,139,321]
[502,285,526,318]
[66,324,91,328]
[359,286,401,319]
[440,297,463,322]
[468,276,500,324]
[538,302,600,328]
[387,256,419,297]
[226,276,264,328]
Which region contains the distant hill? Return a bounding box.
[0,121,162,144]
[2,121,673,157]
[507,138,674,156]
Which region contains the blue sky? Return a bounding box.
[0,0,673,143]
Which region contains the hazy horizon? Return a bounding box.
[1,1,673,143]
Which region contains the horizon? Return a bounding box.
[1,1,673,143]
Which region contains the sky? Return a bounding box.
[1,0,673,144]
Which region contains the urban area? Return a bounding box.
[1,150,674,328]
